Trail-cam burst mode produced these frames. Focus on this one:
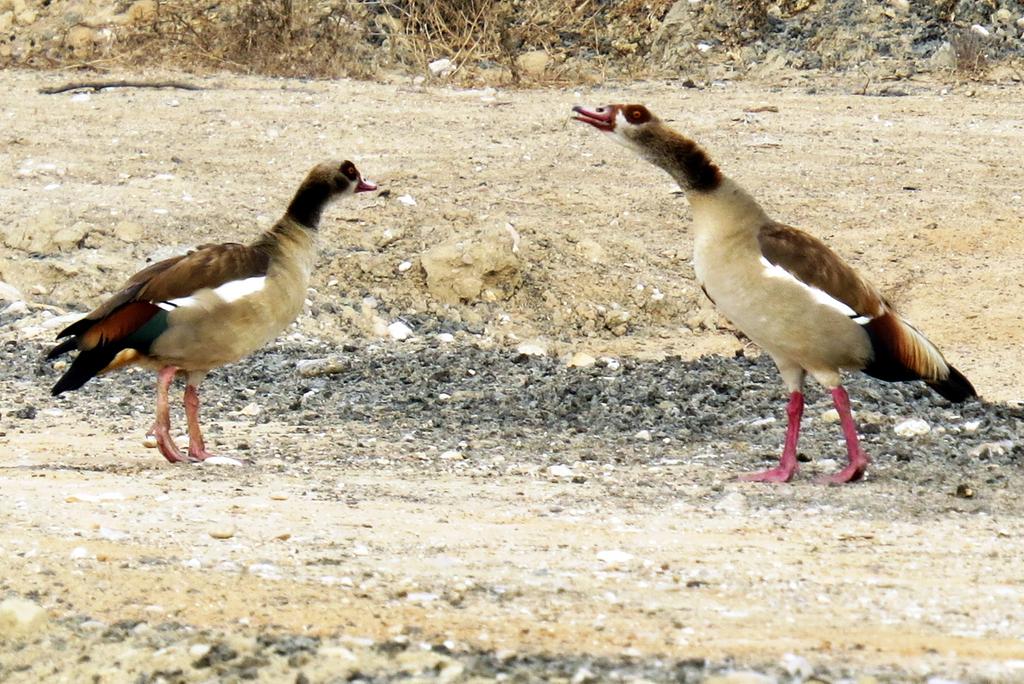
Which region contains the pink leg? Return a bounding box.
[740,391,803,483]
[153,366,184,463]
[818,386,870,484]
[183,383,217,462]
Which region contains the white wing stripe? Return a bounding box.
[163,276,266,309]
[212,276,266,303]
[759,256,872,322]
[164,295,199,309]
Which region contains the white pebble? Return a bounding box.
[248,563,280,579]
[98,527,128,541]
[894,418,931,437]
[0,598,48,636]
[388,321,414,341]
[968,440,1014,458]
[516,342,547,357]
[239,402,261,416]
[817,458,840,472]
[819,409,841,424]
[780,652,813,678]
[406,592,439,603]
[2,301,28,317]
[567,352,596,368]
[710,672,775,684]
[428,58,453,76]
[69,547,90,560]
[548,464,573,478]
[397,260,413,272]
[209,524,236,540]
[397,194,417,206]
[439,449,463,460]
[296,357,346,377]
[596,549,634,565]
[202,456,245,467]
[436,332,455,343]
[189,643,211,658]
[634,429,652,442]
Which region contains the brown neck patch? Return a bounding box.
[286,180,334,229]
[638,127,722,193]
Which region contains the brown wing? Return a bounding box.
[56,242,270,340]
[135,242,270,301]
[757,223,975,400]
[757,221,884,318]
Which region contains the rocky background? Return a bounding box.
[1,0,1023,84]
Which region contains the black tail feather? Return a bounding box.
[54,316,93,341]
[926,364,978,403]
[46,336,79,360]
[51,345,121,396]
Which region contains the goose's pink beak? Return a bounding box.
[356,178,378,193]
[572,105,616,132]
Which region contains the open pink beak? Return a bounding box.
[572,105,616,132]
[356,178,378,193]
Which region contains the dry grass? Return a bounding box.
[117,0,385,78]
[380,0,675,83]
[106,0,674,84]
[950,28,989,79]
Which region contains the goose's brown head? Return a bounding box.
[305,160,378,197]
[288,160,378,228]
[572,104,658,149]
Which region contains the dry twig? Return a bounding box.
[39,80,204,95]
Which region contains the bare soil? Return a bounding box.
[2,68,1024,682]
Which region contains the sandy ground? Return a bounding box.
[2,68,1024,682]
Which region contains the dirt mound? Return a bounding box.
[2,0,1022,82]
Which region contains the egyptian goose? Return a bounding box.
[47,160,377,463]
[573,104,976,483]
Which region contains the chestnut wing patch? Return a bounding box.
[81,301,164,350]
